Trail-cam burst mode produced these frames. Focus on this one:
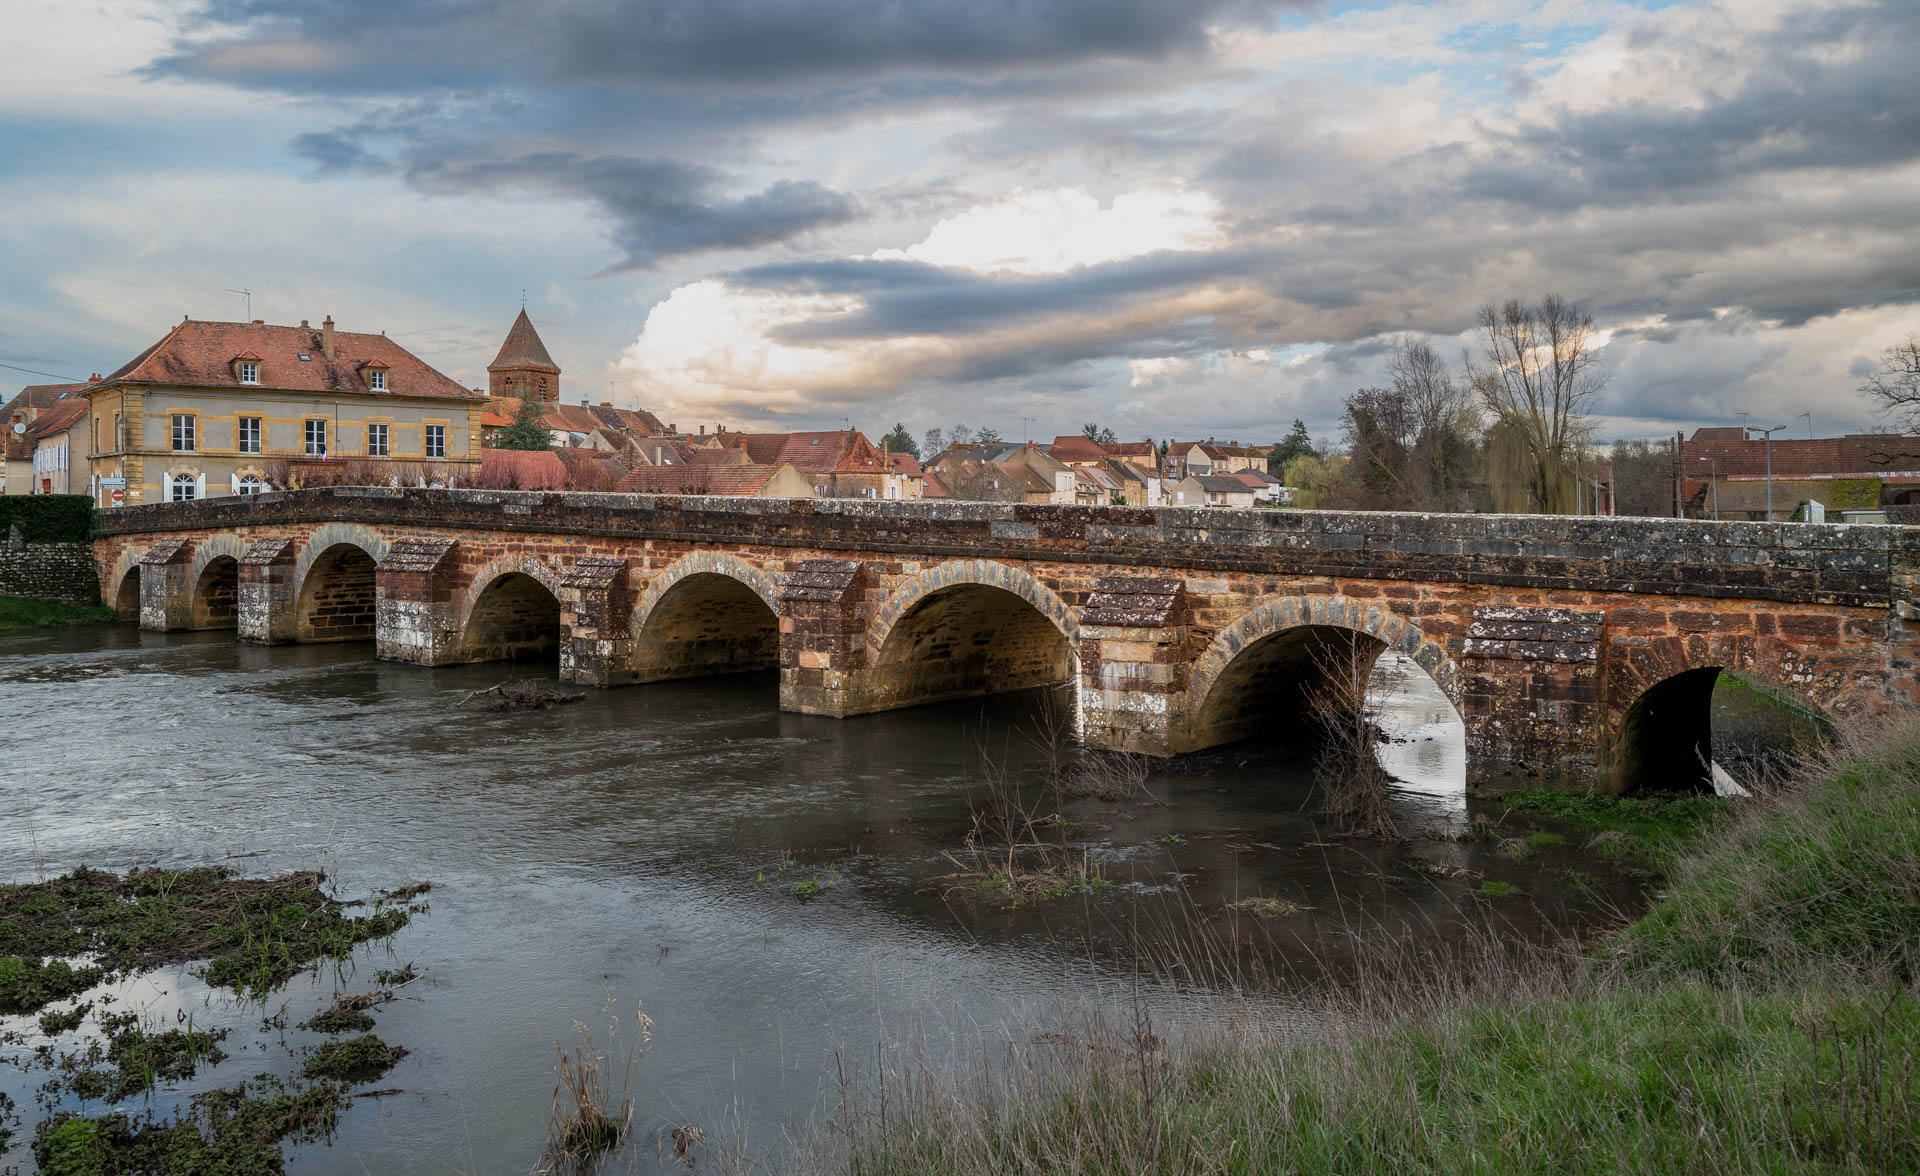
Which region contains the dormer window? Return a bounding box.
[240,362,258,383]
[369,369,386,391]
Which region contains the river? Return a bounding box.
[0,624,1633,1172]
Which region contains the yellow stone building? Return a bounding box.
[87,316,483,507]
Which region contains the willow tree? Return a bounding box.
[1467,295,1606,514]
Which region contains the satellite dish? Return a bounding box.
[10,422,24,435]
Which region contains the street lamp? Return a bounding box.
[1746,424,1787,521]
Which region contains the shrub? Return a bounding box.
[0,495,94,542]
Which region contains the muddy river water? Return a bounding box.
[1,625,1635,1172]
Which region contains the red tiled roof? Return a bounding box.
[723,430,888,473]
[554,446,627,487]
[992,461,1053,493]
[24,398,88,439]
[920,470,949,498]
[1680,431,1920,478]
[1103,441,1155,459]
[1048,435,1108,463]
[101,320,478,401]
[6,382,88,416]
[488,309,559,373]
[616,463,784,496]
[887,451,922,477]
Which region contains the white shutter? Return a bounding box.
[195,472,206,499]
[231,473,241,494]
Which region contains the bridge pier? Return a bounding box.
[1077,578,1192,757]
[372,537,465,666]
[777,560,874,716]
[237,538,298,644]
[135,538,195,631]
[1458,606,1608,787]
[556,556,632,687]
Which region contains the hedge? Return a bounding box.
[0,495,96,543]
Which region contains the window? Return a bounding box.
[239,362,258,384]
[305,419,327,456]
[368,422,389,457]
[171,414,195,451]
[170,473,197,501]
[237,416,261,454]
[368,369,386,391]
[424,424,446,459]
[537,377,546,396]
[236,474,263,496]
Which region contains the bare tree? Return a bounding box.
[1861,333,1920,430]
[1467,295,1607,514]
[1389,336,1478,511]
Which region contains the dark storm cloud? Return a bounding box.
[153,0,1295,93]
[1459,1,1920,211]
[401,153,858,269]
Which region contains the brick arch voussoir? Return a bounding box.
[457,553,566,636]
[865,558,1079,664]
[1187,593,1464,717]
[188,533,250,587]
[292,523,390,600]
[630,551,781,635]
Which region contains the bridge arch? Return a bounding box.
[1608,639,1837,793]
[294,524,388,643]
[1183,594,1462,753]
[187,534,249,630]
[106,548,145,619]
[627,552,782,683]
[863,559,1079,711]
[459,553,565,663]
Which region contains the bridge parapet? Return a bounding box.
[97,487,1920,610]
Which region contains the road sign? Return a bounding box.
[109,488,125,505]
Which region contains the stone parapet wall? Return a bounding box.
[0,540,101,605]
[98,488,1919,611]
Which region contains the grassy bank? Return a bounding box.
[0,596,118,631]
[821,722,1920,1175]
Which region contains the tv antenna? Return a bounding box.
[1019,417,1036,443]
[226,288,253,319]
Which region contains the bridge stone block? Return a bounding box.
[1079,578,1192,757]
[374,537,462,666]
[778,559,870,716]
[137,538,194,631]
[557,555,631,687]
[1461,605,1607,789]
[237,537,298,645]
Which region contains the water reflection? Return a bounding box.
[1,628,1603,1174]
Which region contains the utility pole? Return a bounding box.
[1748,424,1787,520]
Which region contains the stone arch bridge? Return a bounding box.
[94,487,1920,791]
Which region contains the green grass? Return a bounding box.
[33,1078,350,1176]
[0,596,118,631]
[829,722,1920,1176]
[0,866,414,1010]
[1493,788,1730,868]
[301,1034,406,1084]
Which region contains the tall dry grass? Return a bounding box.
[714,716,1920,1176]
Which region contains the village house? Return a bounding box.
[1101,439,1161,475]
[1167,439,1269,481]
[4,382,90,495]
[23,396,91,495]
[85,316,483,506]
[717,430,916,499]
[1679,428,1920,521]
[615,461,814,498]
[1172,473,1258,508]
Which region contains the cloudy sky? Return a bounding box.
[4,0,1916,446]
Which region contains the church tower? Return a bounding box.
[487,309,561,401]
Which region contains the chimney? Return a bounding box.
[699,424,706,435]
[301,319,310,328]
[600,400,611,408]
[321,316,335,360]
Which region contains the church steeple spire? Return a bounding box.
[487,308,561,401]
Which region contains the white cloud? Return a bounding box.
[867,185,1224,275]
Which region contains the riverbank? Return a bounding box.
[0,595,118,631]
[808,720,1920,1175]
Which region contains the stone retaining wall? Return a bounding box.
[0,539,101,606]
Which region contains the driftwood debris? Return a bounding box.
[452,678,585,711]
